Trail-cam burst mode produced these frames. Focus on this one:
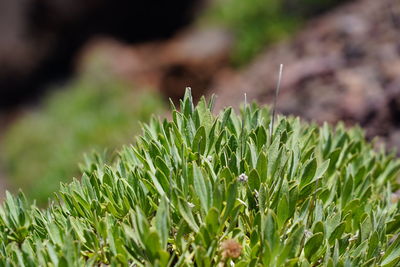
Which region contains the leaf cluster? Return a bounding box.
[1,89,400,266]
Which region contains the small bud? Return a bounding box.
[254,190,259,198]
[238,173,248,183]
[220,239,242,259]
[188,202,195,208]
[349,233,358,242]
[304,230,313,239]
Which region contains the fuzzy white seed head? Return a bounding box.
[238,173,248,183]
[304,230,313,239]
[349,233,358,242]
[254,190,259,198]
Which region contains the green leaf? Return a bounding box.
[192,163,212,212]
[197,97,214,132]
[257,152,268,182]
[315,159,330,179]
[258,184,268,213]
[144,231,162,261]
[300,158,317,188]
[341,176,354,208]
[178,197,199,232]
[223,182,237,223]
[381,236,400,266]
[155,196,170,249]
[367,231,379,259]
[192,126,207,154]
[182,87,193,117]
[279,223,304,262]
[277,195,289,228]
[263,210,279,253]
[327,149,341,176]
[305,233,324,262]
[248,169,261,191]
[267,136,281,180]
[329,222,346,245]
[205,207,220,235]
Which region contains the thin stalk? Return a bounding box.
[269,64,284,140]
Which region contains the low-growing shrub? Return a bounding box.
[1,89,400,266]
[1,72,164,204]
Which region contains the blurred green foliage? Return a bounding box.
[204,0,350,66]
[1,72,164,204]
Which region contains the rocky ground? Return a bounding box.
[76,27,233,102]
[73,0,400,152]
[210,0,400,151]
[0,0,203,110]
[78,0,400,151]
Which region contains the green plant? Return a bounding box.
[1,72,164,204]
[1,89,400,266]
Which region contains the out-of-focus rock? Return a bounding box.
[159,28,233,101]
[0,0,203,110]
[78,28,233,102]
[210,0,400,151]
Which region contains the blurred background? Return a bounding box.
[0,0,399,204]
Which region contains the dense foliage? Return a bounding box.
[1,89,400,266]
[0,72,164,204]
[205,0,351,66]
